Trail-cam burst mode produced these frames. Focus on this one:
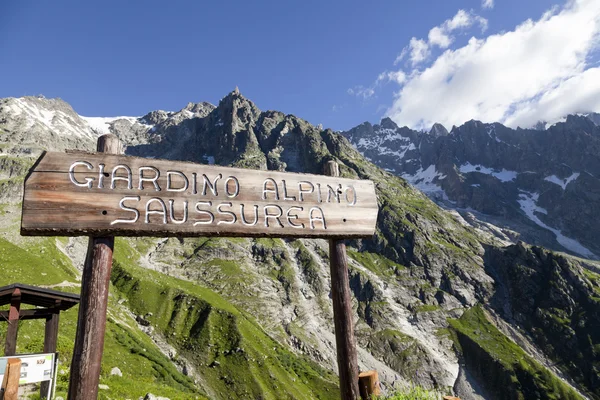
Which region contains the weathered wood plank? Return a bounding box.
[2,358,21,400]
[325,161,360,400]
[21,152,378,238]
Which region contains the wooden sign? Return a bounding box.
[21,151,378,238]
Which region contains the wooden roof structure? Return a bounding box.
[0,283,80,311]
[1,283,80,398]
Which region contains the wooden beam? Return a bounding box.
[0,308,55,321]
[4,289,21,356]
[40,311,60,399]
[2,358,21,400]
[325,161,360,400]
[67,134,120,400]
[21,151,378,239]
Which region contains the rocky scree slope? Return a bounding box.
[0,93,599,399]
[343,116,600,261]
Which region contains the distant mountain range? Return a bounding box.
[343,114,600,260]
[1,93,599,399]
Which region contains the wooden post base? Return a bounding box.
[358,370,380,399]
[2,358,22,400]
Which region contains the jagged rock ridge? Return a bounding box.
[343,116,600,260]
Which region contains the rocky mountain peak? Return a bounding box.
[560,114,598,133]
[429,123,448,137]
[584,112,600,126]
[380,117,399,130]
[183,101,215,117]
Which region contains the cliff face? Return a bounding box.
[485,243,600,394]
[342,116,600,260]
[0,92,598,399]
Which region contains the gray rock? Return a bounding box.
[143,394,170,400]
[110,367,122,377]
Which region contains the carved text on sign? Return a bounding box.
[22,152,378,238]
[67,161,361,230]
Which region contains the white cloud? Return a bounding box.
[475,16,489,32]
[428,27,452,48]
[482,0,494,10]
[505,67,600,127]
[394,47,408,65]
[427,10,488,50]
[408,37,430,66]
[384,0,600,130]
[377,70,407,85]
[447,9,472,30]
[347,85,375,100]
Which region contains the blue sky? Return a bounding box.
[1,0,598,131]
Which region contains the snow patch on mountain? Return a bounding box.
[81,116,156,135]
[402,165,450,201]
[544,173,580,190]
[82,116,136,135]
[378,142,416,159]
[459,162,517,182]
[4,97,96,139]
[356,128,414,150]
[518,191,595,258]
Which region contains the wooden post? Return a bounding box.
[40,311,59,399]
[324,161,360,400]
[358,370,381,399]
[2,358,21,400]
[68,134,122,400]
[4,289,21,356]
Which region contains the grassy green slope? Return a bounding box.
[111,237,339,400]
[0,221,339,399]
[0,236,205,399]
[449,306,582,400]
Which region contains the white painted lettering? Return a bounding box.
[240,204,259,226]
[224,176,240,198]
[98,163,106,189]
[309,207,326,230]
[168,199,188,224]
[192,172,198,195]
[326,184,341,203]
[167,170,188,192]
[217,202,236,225]
[344,185,357,205]
[281,180,296,201]
[298,181,314,201]
[110,196,140,225]
[145,197,168,224]
[202,174,222,196]
[286,206,304,228]
[262,178,280,200]
[194,201,214,225]
[69,161,94,188]
[111,165,133,189]
[264,204,284,228]
[139,166,161,191]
